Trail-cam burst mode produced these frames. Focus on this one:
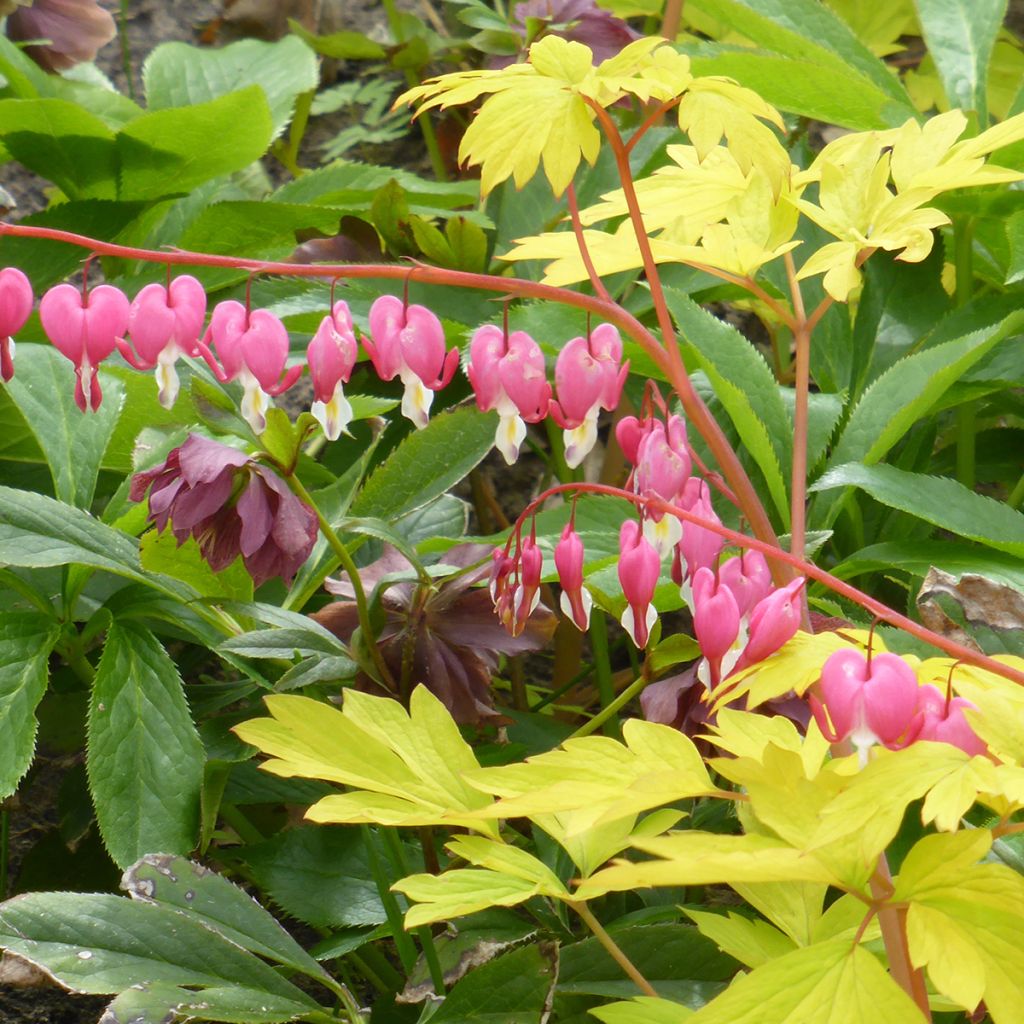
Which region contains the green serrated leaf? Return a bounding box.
[812,462,1024,558]
[0,612,60,799]
[88,622,204,868]
[140,530,254,603]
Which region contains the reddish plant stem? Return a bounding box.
[510,480,1024,688]
[624,96,682,154]
[0,219,788,583]
[566,183,613,303]
[579,105,790,583]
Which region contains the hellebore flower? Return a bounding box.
[6,0,116,71]
[914,684,987,756]
[40,281,129,411]
[691,566,741,686]
[196,301,303,434]
[314,544,556,723]
[117,275,207,408]
[0,266,33,382]
[130,434,317,587]
[307,300,358,440]
[618,519,661,648]
[810,648,920,758]
[466,324,551,463]
[549,324,628,468]
[365,295,459,429]
[554,519,592,631]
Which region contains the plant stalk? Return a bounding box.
[570,901,659,998]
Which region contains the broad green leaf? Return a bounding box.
[686,936,920,1023]
[99,982,313,1024]
[667,290,792,525]
[821,316,1018,504]
[0,891,317,1009]
[2,346,122,508]
[561,923,734,1005]
[88,622,204,868]
[218,624,350,660]
[466,717,715,828]
[0,612,59,799]
[811,462,1024,558]
[351,406,498,520]
[0,97,118,199]
[233,687,498,835]
[116,87,274,201]
[1007,208,1024,283]
[686,45,899,131]
[140,530,254,603]
[428,943,557,1024]
[287,20,387,60]
[235,825,386,930]
[686,910,795,969]
[914,0,1005,120]
[0,486,147,582]
[143,37,319,139]
[591,998,694,1023]
[686,0,916,121]
[122,854,327,980]
[895,830,1024,1024]
[576,832,838,900]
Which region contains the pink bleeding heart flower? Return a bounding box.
[677,478,725,590]
[718,549,773,619]
[40,282,129,412]
[197,301,303,434]
[466,324,551,463]
[810,648,920,758]
[554,519,592,631]
[307,300,359,440]
[509,529,544,638]
[691,566,741,687]
[549,325,628,468]
[615,414,651,466]
[0,267,33,382]
[733,577,805,674]
[618,519,661,648]
[365,295,459,429]
[118,275,207,408]
[914,684,987,757]
[636,415,691,557]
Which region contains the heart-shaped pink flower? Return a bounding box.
[40,282,129,411]
[0,267,33,382]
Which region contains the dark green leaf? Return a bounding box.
[123,854,327,979]
[219,625,350,660]
[142,37,319,139]
[4,345,124,509]
[88,622,204,868]
[99,981,313,1024]
[832,541,1024,591]
[287,19,387,60]
[811,462,1024,558]
[0,891,318,1007]
[0,612,59,799]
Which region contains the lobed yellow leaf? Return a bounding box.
[730,880,827,947]
[590,996,694,1023]
[685,908,795,969]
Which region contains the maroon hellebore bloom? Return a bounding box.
[6,0,117,71]
[131,434,317,587]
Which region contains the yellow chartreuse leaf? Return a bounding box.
[464,717,718,827]
[894,830,1024,1024]
[393,835,568,928]
[590,996,693,1023]
[810,892,882,945]
[710,629,865,711]
[232,686,498,836]
[685,908,796,969]
[685,936,921,1023]
[825,0,917,57]
[676,78,789,196]
[730,879,827,947]
[705,708,830,780]
[575,831,840,901]
[398,36,689,196]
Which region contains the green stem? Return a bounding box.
[383,0,448,181]
[220,804,265,845]
[319,976,365,1024]
[1007,470,1024,510]
[361,826,419,975]
[571,671,647,740]
[953,219,976,490]
[286,474,396,690]
[587,611,620,738]
[570,901,658,998]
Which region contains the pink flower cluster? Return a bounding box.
[810,648,986,759]
[492,402,805,687]
[3,270,629,466]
